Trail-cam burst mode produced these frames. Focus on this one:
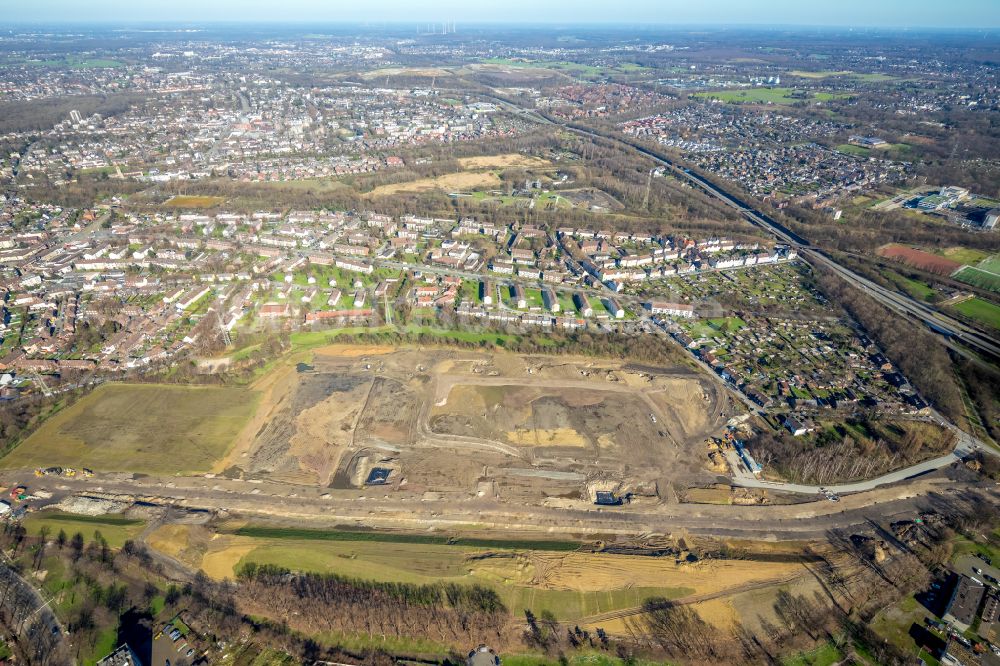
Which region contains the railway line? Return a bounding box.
[572,125,1000,364]
[490,91,1000,363]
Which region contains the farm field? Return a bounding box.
[952,297,1000,331]
[162,195,226,208]
[0,383,257,474]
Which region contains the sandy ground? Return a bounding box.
[203,346,732,500]
[201,539,257,580]
[212,362,294,474]
[314,344,396,357]
[360,67,451,79]
[369,171,501,196]
[457,154,551,170]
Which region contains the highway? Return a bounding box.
[491,93,1000,363]
[573,126,1000,364]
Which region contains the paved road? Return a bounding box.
[578,127,1000,363]
[7,467,989,544]
[0,558,71,664]
[484,95,1000,492]
[492,92,1000,363]
[726,413,989,495]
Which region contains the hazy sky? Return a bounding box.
[4,0,1000,29]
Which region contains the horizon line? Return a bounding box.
[2,20,1000,32]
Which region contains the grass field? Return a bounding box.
[163,195,226,208]
[231,525,582,551]
[836,143,871,156]
[979,255,1000,275]
[882,269,936,301]
[781,642,844,666]
[172,523,801,622]
[475,58,645,80]
[0,383,257,474]
[287,324,555,352]
[940,247,989,265]
[20,57,124,69]
[22,512,145,548]
[692,87,850,105]
[952,297,1000,331]
[789,70,898,83]
[686,317,746,339]
[954,266,1000,294]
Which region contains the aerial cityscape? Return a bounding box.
[0,1,999,665]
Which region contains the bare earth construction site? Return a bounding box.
[230,346,733,503]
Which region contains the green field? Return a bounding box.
[18,57,124,69]
[979,255,1000,275]
[882,270,936,301]
[0,383,257,474]
[685,317,747,339]
[836,143,871,156]
[288,325,552,351]
[952,297,1000,331]
[954,266,1000,294]
[781,642,844,666]
[23,512,145,548]
[231,525,581,551]
[230,533,694,621]
[693,87,850,105]
[940,247,989,265]
[788,70,897,83]
[477,57,647,80]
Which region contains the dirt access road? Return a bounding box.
[6,466,989,543]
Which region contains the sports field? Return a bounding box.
[954,265,1000,294]
[953,297,1000,331]
[0,383,256,474]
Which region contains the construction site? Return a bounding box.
[223,345,735,504]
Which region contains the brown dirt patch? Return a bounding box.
[877,244,963,275]
[458,154,551,170]
[314,344,395,357]
[369,171,501,196]
[201,536,257,581]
